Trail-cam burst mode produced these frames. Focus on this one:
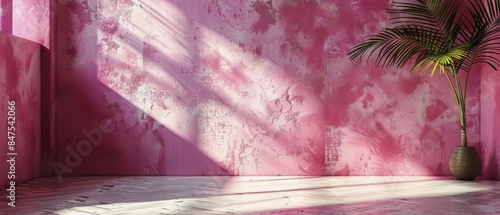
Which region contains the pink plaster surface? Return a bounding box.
[0,32,41,187]
[0,0,12,33]
[1,0,51,46]
[12,0,50,47]
[481,66,500,180]
[54,0,481,176]
[7,0,55,178]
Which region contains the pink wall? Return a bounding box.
[0,0,49,188]
[53,0,482,177]
[0,0,50,47]
[12,0,50,48]
[481,66,500,180]
[0,0,12,33]
[0,32,41,188]
[10,0,55,177]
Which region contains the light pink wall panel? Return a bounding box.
[0,32,41,188]
[12,0,50,47]
[54,0,481,176]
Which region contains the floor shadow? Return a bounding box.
[258,189,500,214]
[2,176,499,214]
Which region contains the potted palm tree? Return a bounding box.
[347,0,500,180]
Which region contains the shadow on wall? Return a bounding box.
[487,149,499,180]
[55,0,326,177]
[52,64,231,176]
[53,0,475,176]
[54,0,233,177]
[484,95,499,180]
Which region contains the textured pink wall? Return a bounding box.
[0,0,12,33]
[12,0,50,48]
[54,0,481,176]
[0,0,50,46]
[10,0,55,177]
[0,32,41,188]
[481,66,500,180]
[0,0,53,169]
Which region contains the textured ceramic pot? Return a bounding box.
[449,146,481,181]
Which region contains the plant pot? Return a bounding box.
[449,146,481,181]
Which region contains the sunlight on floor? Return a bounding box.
[49,176,496,214]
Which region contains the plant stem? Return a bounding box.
[444,67,467,147]
[454,72,467,147]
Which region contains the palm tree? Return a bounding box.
[347,0,500,180]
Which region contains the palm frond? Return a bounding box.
[347,0,500,148]
[348,0,466,73]
[461,0,500,71]
[347,26,444,68]
[388,0,460,40]
[412,44,471,76]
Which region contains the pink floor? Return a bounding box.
[2,176,500,214]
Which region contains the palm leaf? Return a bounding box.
[388,0,461,45]
[346,0,500,148]
[462,0,500,71]
[348,0,464,73]
[347,26,442,69]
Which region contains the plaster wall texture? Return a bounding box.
[481,66,500,180]
[51,0,486,177]
[0,32,41,188]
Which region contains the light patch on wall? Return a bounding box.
[132,83,154,112]
[138,121,164,175]
[320,1,338,18]
[349,85,387,116]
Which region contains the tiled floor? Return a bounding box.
[1,176,500,214]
